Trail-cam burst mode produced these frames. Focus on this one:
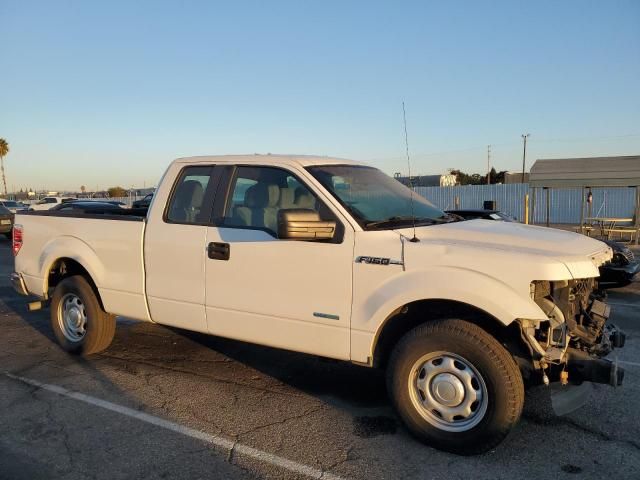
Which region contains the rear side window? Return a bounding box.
[166,166,214,224]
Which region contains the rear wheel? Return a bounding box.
[387,318,524,455]
[50,275,115,355]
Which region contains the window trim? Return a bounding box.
[162,165,223,226]
[212,164,345,243]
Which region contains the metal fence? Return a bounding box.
[414,184,637,224]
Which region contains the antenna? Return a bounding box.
[402,101,419,242]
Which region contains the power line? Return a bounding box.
[369,132,640,162]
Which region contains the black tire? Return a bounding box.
[387,318,524,455]
[50,275,116,356]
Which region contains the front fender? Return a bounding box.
[355,266,549,337]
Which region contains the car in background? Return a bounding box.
[598,239,639,286]
[30,196,78,211]
[49,201,124,214]
[132,193,153,209]
[445,209,517,222]
[447,208,639,287]
[0,200,29,214]
[0,204,14,238]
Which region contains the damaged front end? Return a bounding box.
[518,279,626,387]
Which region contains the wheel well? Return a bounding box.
[371,299,531,372]
[47,258,103,306]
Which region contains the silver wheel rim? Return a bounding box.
[57,293,87,342]
[408,351,488,432]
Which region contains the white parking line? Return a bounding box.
[4,372,345,480]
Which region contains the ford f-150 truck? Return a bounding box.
[11,155,626,454]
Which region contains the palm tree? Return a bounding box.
[0,138,9,197]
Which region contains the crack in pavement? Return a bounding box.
[96,353,308,399]
[234,404,326,439]
[523,413,640,452]
[322,445,357,475]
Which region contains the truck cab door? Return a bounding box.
[144,164,221,333]
[204,165,355,360]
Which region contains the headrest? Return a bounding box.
[245,184,280,208]
[175,180,204,208]
[294,187,315,210]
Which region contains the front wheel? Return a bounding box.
[50,275,116,356]
[387,319,524,455]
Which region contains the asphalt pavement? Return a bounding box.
[1,239,639,479]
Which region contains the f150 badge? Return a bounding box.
[356,256,403,266]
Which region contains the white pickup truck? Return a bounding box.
[11,155,625,454]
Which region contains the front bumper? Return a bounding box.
[10,272,29,296]
[564,321,625,387]
[566,348,624,387]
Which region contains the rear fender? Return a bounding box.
[38,236,104,296]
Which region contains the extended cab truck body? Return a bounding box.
[12,155,626,454]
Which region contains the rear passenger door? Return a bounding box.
[204,165,355,360]
[144,165,220,333]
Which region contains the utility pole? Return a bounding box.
[487,145,491,185]
[521,133,530,183]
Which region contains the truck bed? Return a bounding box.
[22,207,148,221]
[15,210,150,321]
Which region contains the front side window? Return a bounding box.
[307,165,447,230]
[166,166,212,224]
[220,166,322,235]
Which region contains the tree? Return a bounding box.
[488,167,507,185]
[107,186,127,198]
[450,168,508,185]
[0,138,9,196]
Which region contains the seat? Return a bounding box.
[234,183,280,232]
[169,180,204,223]
[278,187,297,209]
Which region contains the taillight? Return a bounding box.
[13,225,23,256]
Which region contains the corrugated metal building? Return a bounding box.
[528,155,640,228]
[414,155,640,226]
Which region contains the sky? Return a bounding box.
[1,0,639,192]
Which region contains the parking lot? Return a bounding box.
[0,238,639,480]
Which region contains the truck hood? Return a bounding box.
[395,220,612,278]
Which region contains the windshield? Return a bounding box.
[306,165,447,229]
[2,201,18,207]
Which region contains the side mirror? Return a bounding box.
[278,209,336,240]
